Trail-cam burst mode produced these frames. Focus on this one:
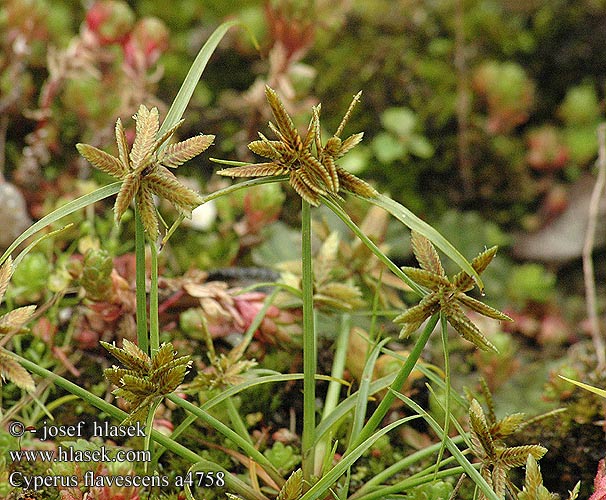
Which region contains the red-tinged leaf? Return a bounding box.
[589,459,606,500]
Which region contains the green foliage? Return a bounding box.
[506,263,556,305]
[405,481,454,500]
[264,442,301,475]
[10,252,51,303]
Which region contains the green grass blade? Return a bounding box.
[158,20,240,137]
[395,392,501,500]
[299,415,421,500]
[365,193,484,292]
[560,375,606,398]
[349,337,390,447]
[0,182,121,266]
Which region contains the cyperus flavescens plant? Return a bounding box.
[395,231,513,351]
[469,398,547,500]
[217,85,378,487]
[217,85,376,204]
[101,339,191,425]
[76,104,214,238]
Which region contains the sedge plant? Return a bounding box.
[0,18,542,500]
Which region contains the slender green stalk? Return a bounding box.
[315,314,351,475]
[225,397,254,445]
[346,314,439,453]
[434,313,451,477]
[301,198,317,484]
[353,465,470,500]
[134,209,148,354]
[149,237,160,354]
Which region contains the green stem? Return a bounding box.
[346,314,439,453]
[315,314,351,475]
[350,436,465,499]
[353,465,470,500]
[301,199,317,484]
[134,209,148,354]
[149,238,159,354]
[225,397,254,446]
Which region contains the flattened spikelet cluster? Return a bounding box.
[0,257,36,392]
[77,105,214,237]
[218,86,376,206]
[394,231,512,351]
[102,339,191,424]
[469,398,548,500]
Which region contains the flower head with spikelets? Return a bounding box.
[0,257,37,392]
[469,397,548,500]
[77,105,214,237]
[394,231,512,351]
[102,339,191,424]
[218,86,376,206]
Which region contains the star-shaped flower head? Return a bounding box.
[218,86,376,206]
[394,231,512,351]
[77,105,214,237]
[102,339,191,424]
[469,398,547,500]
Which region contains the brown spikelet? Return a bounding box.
[446,304,497,352]
[499,445,547,468]
[160,134,214,168]
[151,343,176,371]
[146,168,202,211]
[136,185,158,237]
[335,91,362,138]
[401,267,450,289]
[411,231,445,276]
[130,105,159,171]
[0,351,35,392]
[218,163,286,178]
[339,132,364,157]
[453,246,498,292]
[101,340,150,373]
[0,306,36,335]
[0,257,13,304]
[456,294,513,321]
[336,166,377,197]
[265,86,299,147]
[303,152,336,192]
[277,469,303,500]
[114,173,140,222]
[248,140,283,160]
[76,144,126,178]
[290,171,321,206]
[115,118,130,169]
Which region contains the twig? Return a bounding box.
[582,123,606,371]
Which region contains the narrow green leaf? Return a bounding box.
[158,20,240,138]
[0,182,121,266]
[300,416,420,500]
[366,193,484,291]
[559,375,606,398]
